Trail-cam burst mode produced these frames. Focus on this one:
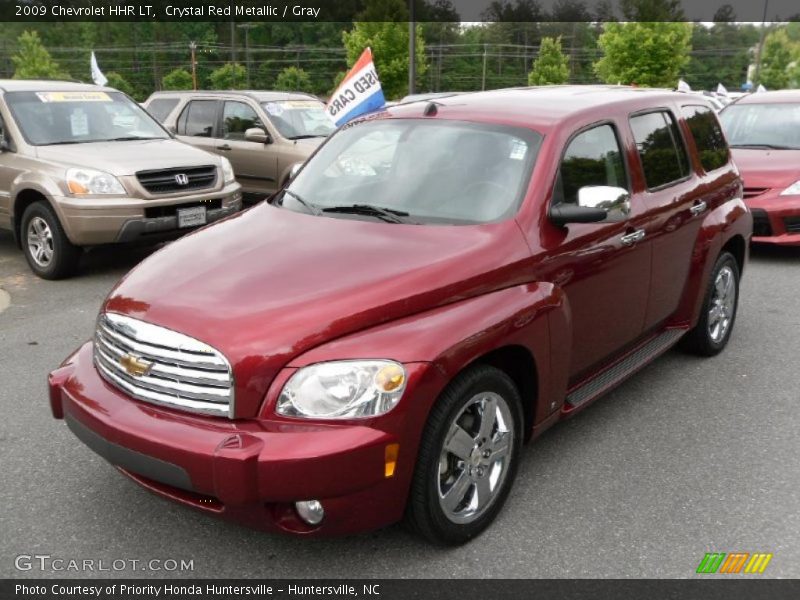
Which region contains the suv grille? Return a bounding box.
[136,166,217,194]
[93,312,233,417]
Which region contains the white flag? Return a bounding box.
[677,78,691,92]
[91,51,108,87]
[716,83,728,96]
[756,84,767,93]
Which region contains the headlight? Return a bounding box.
[780,180,800,196]
[276,360,407,419]
[220,157,235,184]
[66,168,126,195]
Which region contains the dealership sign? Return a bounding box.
[326,48,386,127]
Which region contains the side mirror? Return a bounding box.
[550,185,630,226]
[288,162,303,181]
[245,127,271,144]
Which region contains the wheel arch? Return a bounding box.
[12,188,50,248]
[721,233,746,276]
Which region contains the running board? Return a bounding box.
[565,329,686,409]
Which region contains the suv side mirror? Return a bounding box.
[550,185,630,226]
[288,162,303,181]
[245,127,272,144]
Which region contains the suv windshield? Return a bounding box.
[720,102,800,149]
[282,119,542,225]
[5,90,170,145]
[261,99,335,139]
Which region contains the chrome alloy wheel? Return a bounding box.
[708,265,736,344]
[437,392,514,524]
[27,216,54,267]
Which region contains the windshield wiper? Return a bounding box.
[105,136,164,142]
[730,143,797,150]
[282,188,321,215]
[322,204,411,224]
[287,134,327,140]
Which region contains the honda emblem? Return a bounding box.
[174,173,189,186]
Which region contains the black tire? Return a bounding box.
[679,251,740,356]
[20,201,81,280]
[405,364,524,545]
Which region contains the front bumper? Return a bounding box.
[747,191,800,246]
[48,342,433,536]
[51,182,242,246]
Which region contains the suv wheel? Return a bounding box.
[21,201,81,279]
[406,365,523,545]
[680,251,740,356]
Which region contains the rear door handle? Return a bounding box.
[620,229,646,246]
[216,144,232,151]
[690,200,707,216]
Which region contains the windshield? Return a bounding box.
[261,100,335,139]
[282,119,542,225]
[5,90,170,145]
[720,102,800,149]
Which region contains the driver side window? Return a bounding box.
[553,124,628,207]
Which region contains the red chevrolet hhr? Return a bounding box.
[49,87,752,544]
[720,90,800,244]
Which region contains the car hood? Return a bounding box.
[103,203,532,417]
[36,139,219,175]
[730,148,800,189]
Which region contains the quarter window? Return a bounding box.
[146,98,179,123]
[630,111,690,189]
[553,123,628,207]
[222,101,264,140]
[682,105,729,172]
[177,100,217,137]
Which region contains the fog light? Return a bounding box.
[295,500,324,525]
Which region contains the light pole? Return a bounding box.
[754,0,769,85]
[408,0,416,96]
[189,41,198,90]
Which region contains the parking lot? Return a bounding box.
[1,229,799,579]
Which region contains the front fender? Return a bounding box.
[289,282,570,427]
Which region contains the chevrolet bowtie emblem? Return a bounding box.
[119,354,153,377]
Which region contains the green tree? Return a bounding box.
[758,28,800,89]
[105,72,134,96]
[11,30,68,80]
[342,0,427,99]
[209,63,247,90]
[528,36,570,85]
[275,66,314,93]
[687,21,759,90]
[161,68,194,91]
[595,22,692,87]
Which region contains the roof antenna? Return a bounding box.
[423,101,438,116]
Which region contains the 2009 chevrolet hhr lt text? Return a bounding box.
[49,87,752,544]
[0,80,242,279]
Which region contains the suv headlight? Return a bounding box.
[780,180,800,196]
[276,360,407,419]
[220,157,235,184]
[66,167,126,195]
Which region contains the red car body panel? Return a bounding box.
[49,87,752,536]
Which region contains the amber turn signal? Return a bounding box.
[385,443,399,478]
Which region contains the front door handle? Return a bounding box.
[216,144,232,151]
[620,229,646,246]
[690,200,707,216]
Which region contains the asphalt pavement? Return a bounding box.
[1,229,798,579]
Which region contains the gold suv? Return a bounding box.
[0,80,242,279]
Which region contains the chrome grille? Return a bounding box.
[136,165,217,194]
[93,312,233,417]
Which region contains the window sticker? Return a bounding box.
[70,109,89,136]
[36,91,112,103]
[263,102,285,116]
[509,139,528,160]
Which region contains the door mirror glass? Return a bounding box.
[577,185,630,220]
[244,127,271,144]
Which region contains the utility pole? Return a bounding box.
[230,20,236,63]
[753,0,769,85]
[237,23,257,88]
[482,44,488,90]
[189,42,198,90]
[408,0,416,96]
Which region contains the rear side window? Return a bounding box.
[146,98,179,123]
[177,100,217,137]
[682,105,729,172]
[630,111,690,189]
[554,123,628,206]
